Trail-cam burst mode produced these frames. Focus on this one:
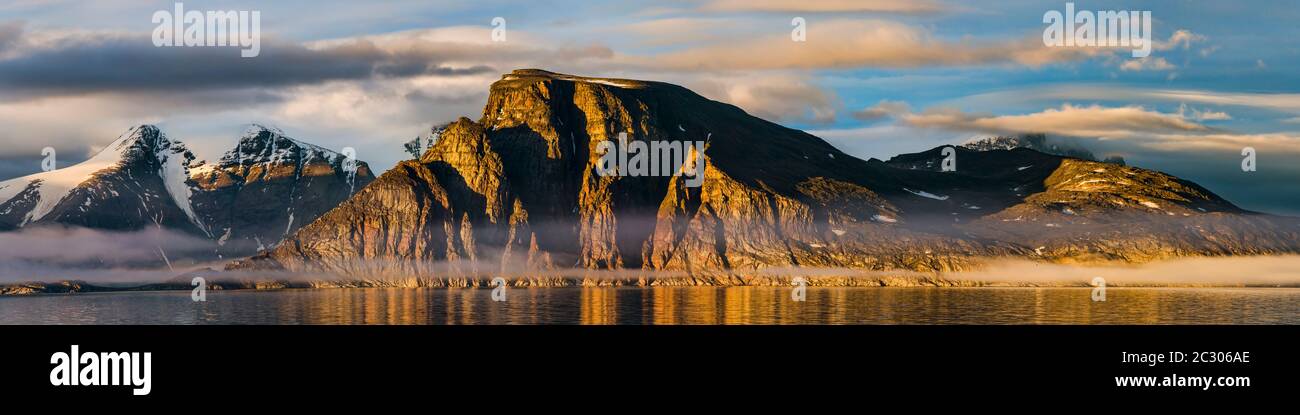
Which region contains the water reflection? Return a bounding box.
[0,287,1296,325]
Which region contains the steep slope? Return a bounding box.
[236,69,1300,283]
[0,125,207,233]
[189,126,375,256]
[0,125,375,260]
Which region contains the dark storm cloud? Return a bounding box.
[0,32,496,97]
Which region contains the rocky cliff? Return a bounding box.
[231,69,1300,284]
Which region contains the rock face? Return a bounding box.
[235,69,1300,283]
[0,125,373,259]
[189,126,374,256]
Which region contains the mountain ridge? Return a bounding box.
[0,124,375,259]
[226,69,1300,285]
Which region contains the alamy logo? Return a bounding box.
[1043,2,1152,58]
[596,132,706,187]
[41,147,56,172]
[491,277,507,302]
[50,345,152,396]
[941,146,957,172]
[152,2,261,58]
[1091,277,1106,302]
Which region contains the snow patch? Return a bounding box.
[284,212,295,236]
[158,142,207,236]
[904,188,949,201]
[872,214,897,223]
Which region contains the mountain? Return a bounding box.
[884,146,1297,262]
[230,69,1300,283]
[0,125,374,259]
[190,125,375,256]
[961,133,1124,164]
[0,125,206,233]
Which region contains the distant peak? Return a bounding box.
[240,124,286,139]
[220,125,353,168]
[116,124,182,155]
[130,124,162,135]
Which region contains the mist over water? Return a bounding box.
[944,255,1300,287]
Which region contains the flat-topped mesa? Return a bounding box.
[497,69,652,88]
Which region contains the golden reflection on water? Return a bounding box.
[277,287,1298,325]
[8,286,1294,324]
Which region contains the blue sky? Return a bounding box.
[1,0,1298,214]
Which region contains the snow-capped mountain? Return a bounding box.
[0,125,207,233]
[0,124,375,259]
[190,125,374,256]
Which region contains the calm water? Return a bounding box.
[0,287,1296,324]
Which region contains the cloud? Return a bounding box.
[1154,29,1206,52]
[1119,56,1175,71]
[1106,30,1206,72]
[1178,104,1231,121]
[875,103,1210,138]
[951,256,1300,286]
[959,85,1300,116]
[0,226,216,268]
[0,21,21,52]
[701,0,950,14]
[0,24,617,175]
[622,19,1097,71]
[684,73,839,124]
[851,100,910,121]
[0,25,611,99]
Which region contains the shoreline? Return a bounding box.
[5,276,1299,296]
[8,254,1300,295]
